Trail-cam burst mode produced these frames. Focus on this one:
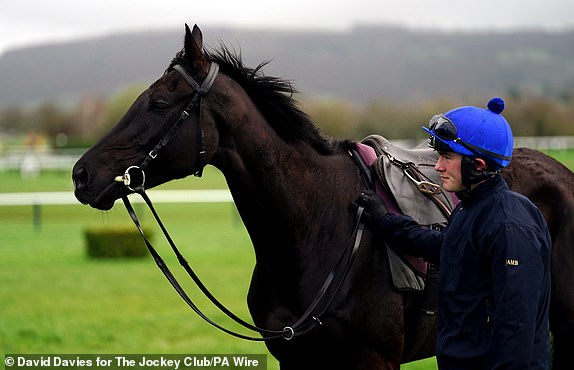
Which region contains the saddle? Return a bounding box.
[355,135,456,292]
[364,135,454,226]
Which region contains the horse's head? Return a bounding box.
[72,25,221,210]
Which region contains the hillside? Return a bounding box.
[1,25,573,108]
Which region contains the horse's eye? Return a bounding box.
[150,99,170,111]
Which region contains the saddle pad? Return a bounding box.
[362,135,454,227]
[387,246,426,291]
[355,142,428,292]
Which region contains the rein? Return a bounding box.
[114,61,367,341]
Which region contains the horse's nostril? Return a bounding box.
[73,166,90,190]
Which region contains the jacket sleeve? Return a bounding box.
[486,222,550,369]
[375,212,442,265]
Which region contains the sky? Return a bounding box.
[1,0,573,55]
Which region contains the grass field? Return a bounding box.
[2,150,572,369]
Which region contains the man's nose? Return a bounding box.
[434,158,445,171]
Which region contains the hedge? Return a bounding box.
[84,226,151,259]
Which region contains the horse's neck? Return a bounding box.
[226,140,353,225]
[215,120,359,266]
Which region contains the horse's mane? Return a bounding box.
[203,45,341,155]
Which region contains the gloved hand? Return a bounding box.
[354,190,388,226]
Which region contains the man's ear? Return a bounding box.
[474,158,487,170]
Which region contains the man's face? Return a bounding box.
[435,151,464,192]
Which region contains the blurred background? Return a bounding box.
[1,1,573,369]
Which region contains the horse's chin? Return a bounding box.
[80,183,124,211]
[90,196,117,211]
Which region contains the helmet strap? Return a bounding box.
[461,155,499,192]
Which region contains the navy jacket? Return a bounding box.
[378,175,551,370]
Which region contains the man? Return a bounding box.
[357,97,551,369]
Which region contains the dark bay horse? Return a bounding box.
[72,25,574,369]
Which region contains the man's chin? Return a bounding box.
[444,185,465,193]
[441,180,462,193]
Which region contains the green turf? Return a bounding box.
[5,149,572,369]
[0,200,437,369]
[0,202,270,355]
[542,149,574,170]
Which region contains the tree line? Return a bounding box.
[1,86,573,150]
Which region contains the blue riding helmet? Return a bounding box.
[423,97,514,168]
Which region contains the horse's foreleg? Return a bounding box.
[355,349,400,370]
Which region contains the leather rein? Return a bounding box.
[114,61,367,341]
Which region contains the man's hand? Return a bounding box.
[355,190,388,225]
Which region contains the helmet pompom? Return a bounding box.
[487,97,505,114]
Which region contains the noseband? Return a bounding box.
[115,61,219,190]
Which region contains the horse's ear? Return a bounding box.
[183,24,204,61]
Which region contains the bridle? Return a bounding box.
[115,61,219,190]
[114,60,366,341]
